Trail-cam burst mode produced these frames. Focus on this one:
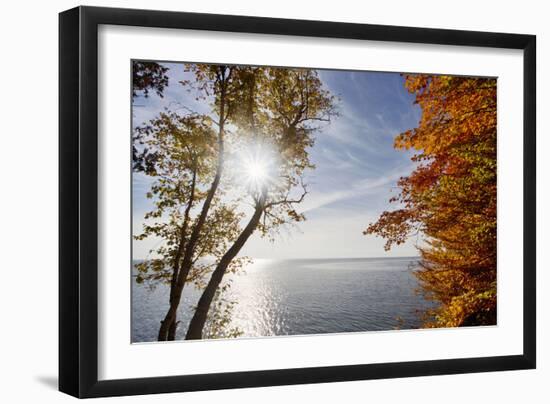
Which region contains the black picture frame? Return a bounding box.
[59,5,536,398]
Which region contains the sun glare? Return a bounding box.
[237,143,278,194]
[246,160,268,181]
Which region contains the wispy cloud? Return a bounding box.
[300,163,413,213]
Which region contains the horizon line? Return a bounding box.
[132,255,421,262]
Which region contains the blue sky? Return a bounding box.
[133,63,422,259]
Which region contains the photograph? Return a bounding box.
[131,60,497,343]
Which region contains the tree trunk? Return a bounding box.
[159,172,196,339]
[157,68,229,341]
[167,315,178,340]
[158,304,178,341]
[185,195,266,340]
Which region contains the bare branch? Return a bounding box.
[264,178,308,209]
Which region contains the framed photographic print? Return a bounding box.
[59,6,536,398]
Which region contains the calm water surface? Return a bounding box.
[132,257,434,342]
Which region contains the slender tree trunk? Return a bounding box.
[185,194,266,340]
[170,172,196,296]
[167,316,178,340]
[158,69,229,341]
[156,172,195,341]
[158,302,179,341]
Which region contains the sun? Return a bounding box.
[245,159,268,183]
[236,142,278,194]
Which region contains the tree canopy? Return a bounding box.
[132,61,169,98]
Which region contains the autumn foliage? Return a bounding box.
[366,74,497,327]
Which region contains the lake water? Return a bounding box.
[132,256,435,342]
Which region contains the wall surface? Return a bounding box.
[0,0,546,402]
